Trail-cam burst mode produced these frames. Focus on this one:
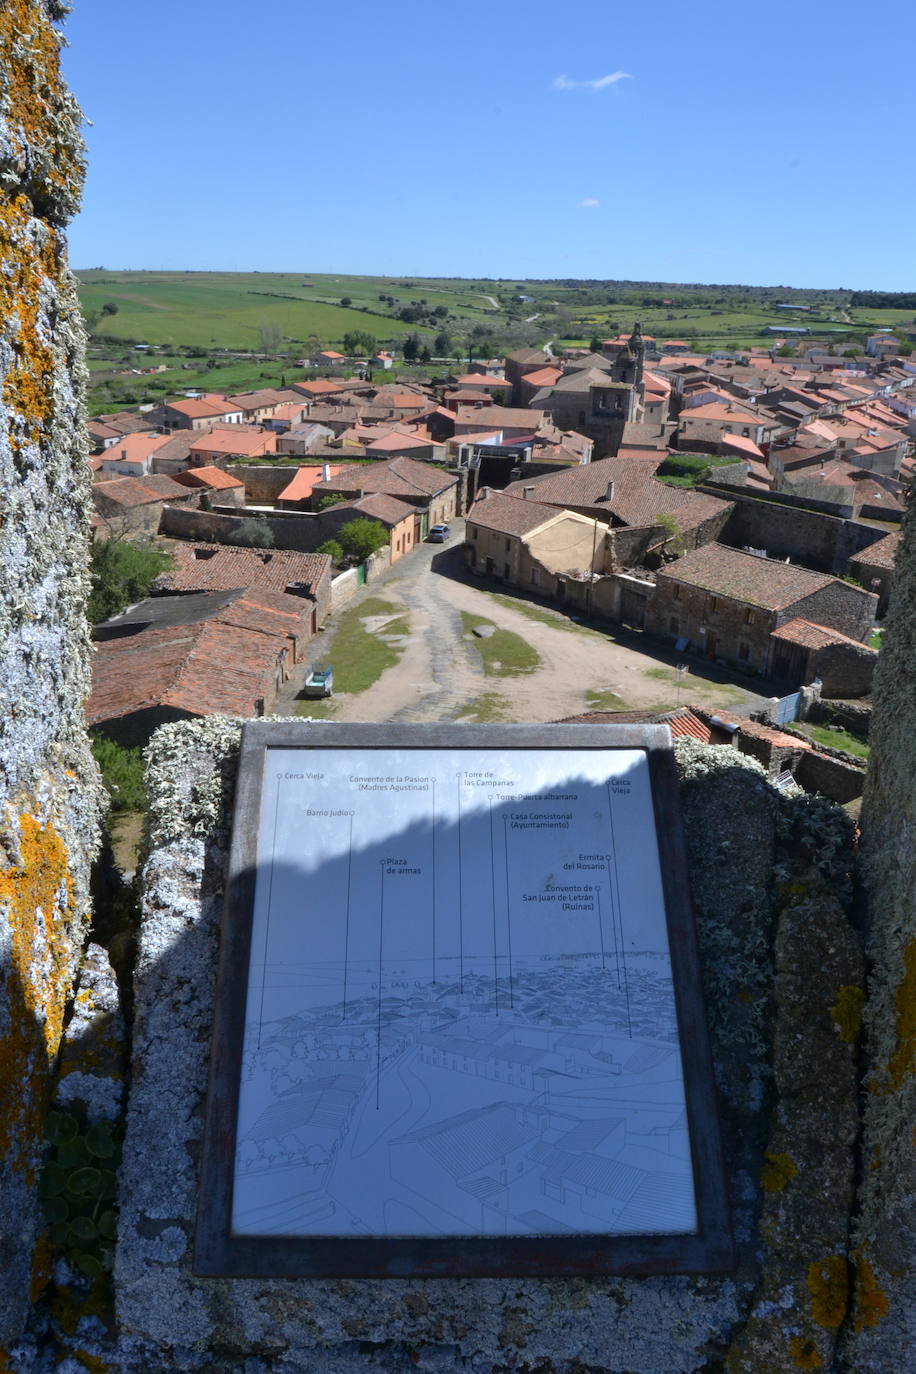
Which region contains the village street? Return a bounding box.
[279,524,771,726]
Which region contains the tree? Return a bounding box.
[419,345,432,364]
[340,296,352,307]
[101,302,119,316]
[402,333,421,362]
[224,518,274,548]
[342,329,377,356]
[434,331,451,357]
[590,336,603,354]
[258,320,282,353]
[337,518,390,560]
[317,493,347,510]
[87,538,172,625]
[317,539,343,563]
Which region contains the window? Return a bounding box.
[707,595,718,611]
[669,617,679,635]
[530,567,539,586]
[738,642,750,662]
[505,539,511,552]
[744,608,755,625]
[472,527,478,540]
[673,584,681,600]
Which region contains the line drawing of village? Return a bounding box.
[231,748,697,1240]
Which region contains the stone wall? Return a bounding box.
[794,747,867,804]
[227,462,303,504]
[704,483,893,575]
[0,1,104,1351]
[841,476,916,1372]
[55,723,862,1373]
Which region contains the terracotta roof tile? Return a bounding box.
[659,544,835,610]
[160,545,331,595]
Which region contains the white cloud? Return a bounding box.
[579,198,601,209]
[552,71,632,91]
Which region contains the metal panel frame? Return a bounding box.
[195,722,733,1278]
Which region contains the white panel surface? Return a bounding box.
[232,747,696,1238]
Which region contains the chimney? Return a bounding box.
[323,463,331,480]
[606,480,615,501]
[523,486,535,500]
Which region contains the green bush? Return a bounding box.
[87,538,172,624]
[90,732,146,812]
[337,517,390,560]
[317,539,343,563]
[224,517,274,548]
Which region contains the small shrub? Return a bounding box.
[90,732,146,812]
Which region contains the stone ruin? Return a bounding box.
[0,5,914,1370]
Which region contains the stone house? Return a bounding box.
[88,587,314,745]
[156,544,332,632]
[646,543,878,681]
[98,431,173,478]
[226,389,287,424]
[319,492,419,563]
[91,474,201,537]
[153,396,244,431]
[170,465,246,507]
[187,425,279,467]
[310,456,458,530]
[464,490,605,592]
[848,529,899,617]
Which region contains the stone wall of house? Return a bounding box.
[808,637,878,697]
[704,483,892,574]
[646,578,774,672]
[794,747,867,804]
[0,1,104,1351]
[785,580,877,643]
[227,462,304,504]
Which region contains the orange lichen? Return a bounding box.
[852,1249,890,1332]
[0,0,81,196]
[884,939,916,1091]
[0,193,58,444]
[0,814,75,1175]
[830,984,865,1044]
[807,1255,849,1329]
[761,1150,797,1192]
[790,1335,822,1369]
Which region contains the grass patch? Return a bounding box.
[483,590,606,638]
[585,688,628,711]
[868,629,883,650]
[461,613,540,677]
[793,723,870,758]
[455,692,510,722]
[294,698,338,719]
[313,599,404,696]
[643,665,745,704]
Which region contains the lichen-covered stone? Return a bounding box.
[0,1,102,1348]
[54,942,125,1123]
[841,480,916,1373]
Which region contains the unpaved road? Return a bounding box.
[294,526,768,725]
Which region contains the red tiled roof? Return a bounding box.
[344,493,416,527]
[160,545,331,595]
[315,455,456,499]
[466,491,561,537]
[171,465,244,491]
[851,531,900,570]
[166,396,240,419]
[88,587,312,724]
[277,464,343,503]
[658,544,835,610]
[769,618,873,651]
[188,426,278,458]
[92,475,195,509]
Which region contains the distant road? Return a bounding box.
[482,295,500,309]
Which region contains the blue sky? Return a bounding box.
[61,0,915,288]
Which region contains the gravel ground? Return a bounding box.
[285,522,771,725]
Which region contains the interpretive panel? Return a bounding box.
[196,723,732,1277]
